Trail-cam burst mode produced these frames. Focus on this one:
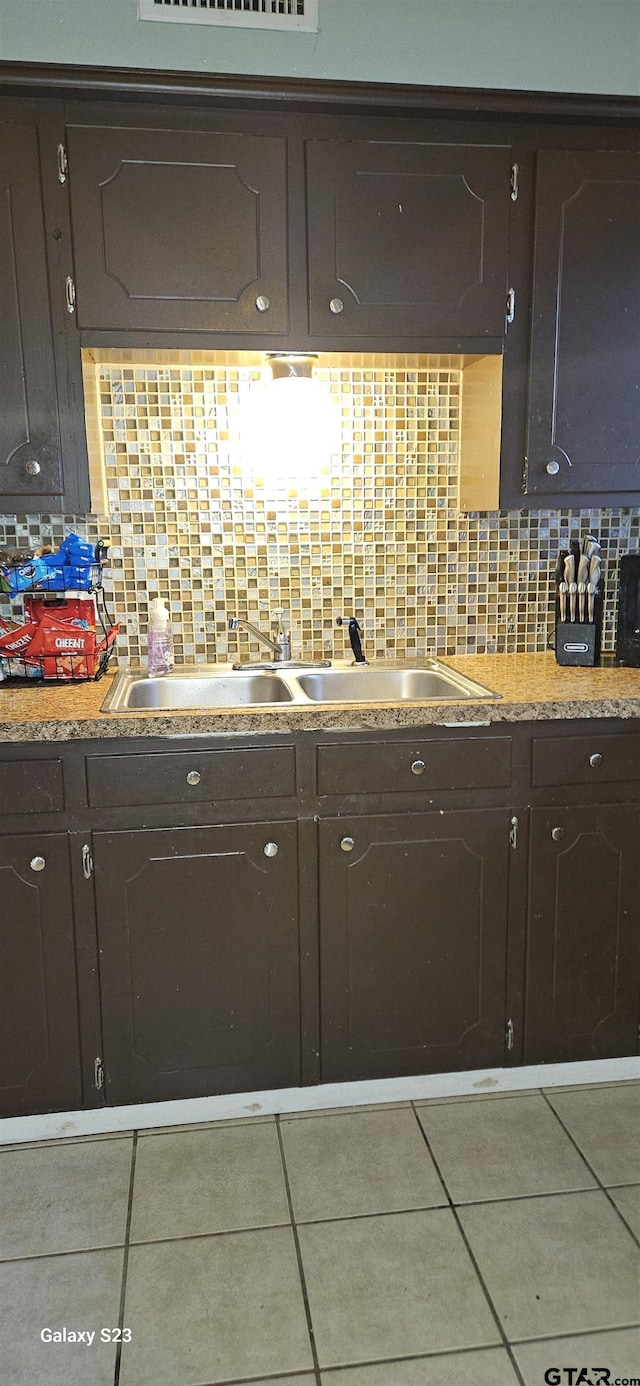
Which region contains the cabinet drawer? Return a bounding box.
[86,746,296,809]
[0,758,64,816]
[532,733,640,787]
[317,736,512,796]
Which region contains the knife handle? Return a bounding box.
[578,581,586,622]
[559,581,568,623]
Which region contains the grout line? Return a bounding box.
[540,1090,640,1250]
[0,1191,585,1268]
[292,1200,448,1225]
[125,1219,292,1248]
[447,1184,602,1209]
[279,1107,413,1125]
[124,1217,295,1249]
[0,1221,291,1262]
[3,1176,630,1268]
[410,1101,528,1386]
[318,1342,520,1375]
[0,1132,136,1155]
[507,1320,640,1346]
[0,1242,126,1266]
[174,1370,317,1386]
[113,1132,137,1386]
[275,1115,322,1386]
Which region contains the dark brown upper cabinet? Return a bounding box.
[0,833,82,1118]
[318,809,510,1084]
[523,148,640,502]
[0,123,65,507]
[524,803,640,1064]
[306,139,512,340]
[92,820,301,1106]
[67,125,289,335]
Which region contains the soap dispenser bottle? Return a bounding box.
[147,598,174,676]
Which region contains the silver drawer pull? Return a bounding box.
[30,856,46,872]
[546,460,560,476]
[264,842,278,858]
[186,770,201,786]
[340,836,355,852]
[551,827,565,842]
[411,760,426,776]
[589,752,603,768]
[24,459,41,477]
[330,297,344,314]
[255,294,270,312]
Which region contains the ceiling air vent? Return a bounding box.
[139,0,318,32]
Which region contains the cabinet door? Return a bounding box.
[306,139,511,338]
[0,124,64,503]
[525,149,640,498]
[525,804,640,1063]
[0,835,82,1117]
[319,810,510,1082]
[67,125,289,334]
[93,822,300,1105]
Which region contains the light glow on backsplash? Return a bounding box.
[0,359,638,667]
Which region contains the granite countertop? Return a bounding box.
[1,652,639,743]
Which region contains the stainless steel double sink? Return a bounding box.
[102,661,499,712]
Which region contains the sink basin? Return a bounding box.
[102,669,293,712]
[295,665,498,703]
[102,660,499,712]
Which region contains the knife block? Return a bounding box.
[555,587,603,667]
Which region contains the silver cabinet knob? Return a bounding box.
[263,841,278,858]
[589,752,603,768]
[329,297,344,314]
[255,295,270,312]
[340,836,355,852]
[411,760,426,776]
[186,770,201,786]
[24,459,41,477]
[551,827,565,842]
[546,460,560,476]
[30,856,46,872]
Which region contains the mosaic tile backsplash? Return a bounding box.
[1,362,638,666]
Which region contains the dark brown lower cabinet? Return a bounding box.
[92,821,301,1105]
[318,810,511,1082]
[525,804,640,1064]
[0,834,82,1118]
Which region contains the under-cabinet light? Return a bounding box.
[239,353,341,474]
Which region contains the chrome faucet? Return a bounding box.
[228,613,292,665]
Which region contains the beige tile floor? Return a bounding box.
[0,1083,638,1386]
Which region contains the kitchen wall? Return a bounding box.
[1,0,639,95]
[0,356,637,667]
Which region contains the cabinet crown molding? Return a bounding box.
[0,61,639,122]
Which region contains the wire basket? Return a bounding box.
[0,543,119,684]
[1,618,119,684]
